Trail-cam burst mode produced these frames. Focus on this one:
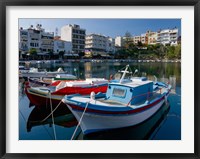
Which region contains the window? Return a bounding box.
[112,88,126,98]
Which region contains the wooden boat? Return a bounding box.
[62,65,171,135]
[25,78,108,107]
[28,74,77,87]
[20,67,68,78]
[76,102,170,140]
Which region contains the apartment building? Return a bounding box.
[106,37,116,53]
[85,34,107,54]
[61,24,86,54]
[85,33,115,57]
[19,24,54,53]
[147,31,157,45]
[169,28,179,45]
[115,36,125,47]
[54,39,72,55]
[140,33,148,44]
[157,28,179,46]
[133,36,141,44]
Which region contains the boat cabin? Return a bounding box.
[106,80,153,105]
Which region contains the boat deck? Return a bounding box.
[69,89,165,108]
[98,92,162,107]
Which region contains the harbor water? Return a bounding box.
[19,61,181,140]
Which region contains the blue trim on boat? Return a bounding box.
[67,93,168,116]
[67,91,168,113]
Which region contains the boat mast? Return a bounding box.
[119,65,129,83]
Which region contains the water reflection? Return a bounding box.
[27,62,181,86]
[27,106,77,132]
[19,62,181,140]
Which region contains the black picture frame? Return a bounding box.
[1,0,200,158]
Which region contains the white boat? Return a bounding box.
[25,78,108,107]
[62,65,171,135]
[19,67,67,78]
[28,74,77,87]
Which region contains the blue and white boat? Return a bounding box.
[62,65,171,135]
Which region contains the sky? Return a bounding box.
[19,19,181,38]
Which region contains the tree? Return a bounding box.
[29,48,37,60]
[137,41,143,47]
[124,31,132,38]
[124,31,133,49]
[174,44,181,59]
[59,51,65,59]
[165,46,175,59]
[48,50,54,59]
[79,51,85,57]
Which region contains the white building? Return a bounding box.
[19,24,54,53]
[140,33,148,44]
[169,28,179,45]
[106,37,115,53]
[54,39,72,55]
[133,36,141,44]
[115,36,125,47]
[85,34,115,57]
[61,24,86,54]
[157,28,179,46]
[85,34,107,52]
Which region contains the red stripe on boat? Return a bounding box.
[68,96,165,115]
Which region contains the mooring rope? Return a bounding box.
[70,101,90,140]
[49,91,57,140]
[41,100,62,123]
[19,109,26,123]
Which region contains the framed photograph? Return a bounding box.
[1,0,200,158]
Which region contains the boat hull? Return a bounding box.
[25,88,65,107]
[25,84,108,107]
[20,72,67,78]
[28,78,51,87]
[66,95,168,135]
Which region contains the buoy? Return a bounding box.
[90,91,95,100]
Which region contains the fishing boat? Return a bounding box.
[19,67,68,78]
[28,74,77,87]
[62,65,171,135]
[76,102,170,140]
[25,78,108,107]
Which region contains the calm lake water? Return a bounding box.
[19,61,181,140]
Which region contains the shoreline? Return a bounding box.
[19,59,181,64]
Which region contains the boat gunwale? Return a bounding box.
[65,91,170,116]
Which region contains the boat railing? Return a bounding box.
[126,88,163,106]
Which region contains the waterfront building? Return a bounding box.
[85,33,115,57]
[19,24,54,54]
[133,36,141,45]
[61,24,86,54]
[106,37,116,54]
[147,31,157,45]
[140,33,148,45]
[85,33,107,57]
[133,34,148,45]
[19,27,29,53]
[115,36,125,47]
[54,39,72,55]
[40,26,54,53]
[157,28,179,46]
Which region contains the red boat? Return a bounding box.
[25,78,108,108]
